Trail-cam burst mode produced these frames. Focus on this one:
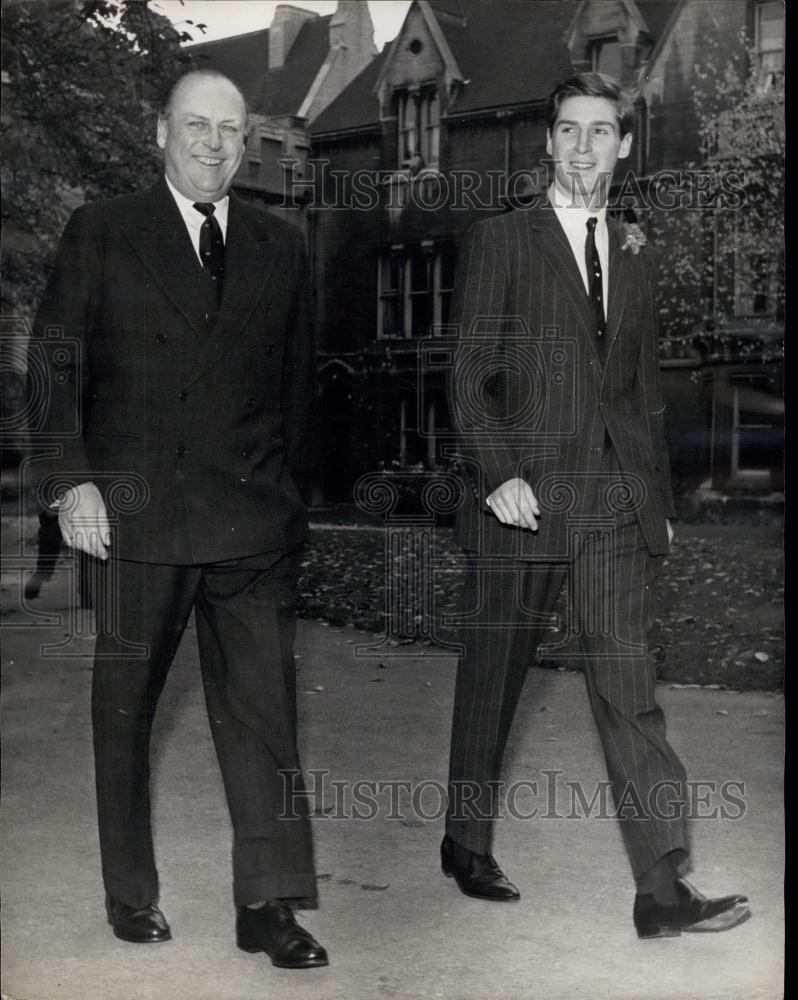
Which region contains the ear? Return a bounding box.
[156,115,168,151]
[618,132,632,160]
[546,130,553,158]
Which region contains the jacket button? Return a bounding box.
[178,390,188,402]
[156,334,167,344]
[247,397,256,408]
[265,344,275,354]
[176,445,186,457]
[242,449,253,460]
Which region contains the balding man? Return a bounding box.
[30,70,326,967]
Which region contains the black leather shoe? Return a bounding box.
[105,895,172,943]
[237,901,329,968]
[634,878,750,938]
[441,834,520,901]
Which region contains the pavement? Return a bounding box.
[0,539,784,1000]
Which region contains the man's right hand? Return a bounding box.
[57,482,111,560]
[485,478,541,531]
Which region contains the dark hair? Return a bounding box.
[160,69,248,119]
[546,72,634,137]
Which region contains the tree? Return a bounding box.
[651,24,784,352]
[1,0,200,310]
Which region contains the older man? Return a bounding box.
[30,69,326,968]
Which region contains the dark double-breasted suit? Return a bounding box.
[445,204,689,879]
[31,178,318,908]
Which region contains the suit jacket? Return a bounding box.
[30,178,315,564]
[449,205,676,560]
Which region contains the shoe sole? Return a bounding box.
[110,927,172,943]
[237,942,328,967]
[637,902,752,938]
[684,903,752,933]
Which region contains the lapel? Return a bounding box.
[603,215,632,374]
[527,206,635,378]
[527,205,600,363]
[121,178,214,338]
[181,192,281,386]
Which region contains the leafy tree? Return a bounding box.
[651,24,784,352]
[1,0,201,309]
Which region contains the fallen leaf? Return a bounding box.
[361,883,390,891]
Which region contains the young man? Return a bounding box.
[442,73,749,938]
[30,70,327,967]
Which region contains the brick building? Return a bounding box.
[299,0,783,510]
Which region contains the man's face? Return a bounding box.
[157,76,246,203]
[546,95,632,208]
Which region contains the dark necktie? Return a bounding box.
[193,202,225,300]
[585,216,606,340]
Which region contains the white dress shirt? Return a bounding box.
[548,184,608,316]
[165,175,229,265]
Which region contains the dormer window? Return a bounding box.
[396,87,440,169]
[589,36,622,79]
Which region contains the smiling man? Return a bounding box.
[442,73,750,938]
[29,70,327,968]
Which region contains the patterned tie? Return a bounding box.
[193,202,225,300]
[585,217,606,340]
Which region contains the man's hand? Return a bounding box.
[666,519,674,546]
[57,482,111,560]
[485,478,541,531]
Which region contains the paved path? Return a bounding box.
[1,563,784,1000]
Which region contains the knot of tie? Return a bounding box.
[193,202,216,218]
[586,216,598,234]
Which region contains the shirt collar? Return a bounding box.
[548,183,607,236]
[165,174,230,228]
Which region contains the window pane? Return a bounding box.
[381,294,401,338]
[411,292,431,338]
[759,1,785,43]
[593,39,622,80]
[410,250,430,292]
[439,248,456,290]
[439,290,452,326]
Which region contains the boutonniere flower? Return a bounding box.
[620,223,647,255]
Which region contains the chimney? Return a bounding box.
[329,0,376,52]
[269,4,318,69]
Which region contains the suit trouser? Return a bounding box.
[445,521,689,879]
[90,546,316,909]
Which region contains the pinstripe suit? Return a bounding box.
[445,204,688,878]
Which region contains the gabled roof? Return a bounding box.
[427,0,577,115]
[310,46,388,135]
[310,0,682,137]
[187,16,333,117]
